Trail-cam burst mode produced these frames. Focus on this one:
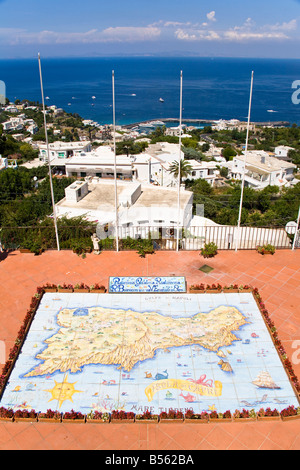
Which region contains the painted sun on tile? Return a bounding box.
[1,292,299,416]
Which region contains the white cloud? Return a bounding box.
[8,25,161,45]
[174,16,296,42]
[206,11,216,22]
[268,19,297,31]
[175,28,220,41]
[224,30,289,41]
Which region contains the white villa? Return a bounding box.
[55,179,194,242]
[230,151,297,189]
[38,141,92,164]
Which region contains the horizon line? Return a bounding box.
[1,54,300,61]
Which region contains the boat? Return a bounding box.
[92,96,96,100]
[151,120,165,126]
[252,371,280,389]
[45,96,50,100]
[159,98,164,102]
[131,94,136,96]
[139,122,155,129]
[267,109,277,113]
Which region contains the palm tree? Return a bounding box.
[168,159,193,184]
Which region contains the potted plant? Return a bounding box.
[280,406,300,421]
[256,244,275,255]
[225,284,239,293]
[90,284,106,293]
[0,407,14,422]
[257,408,281,421]
[57,283,74,293]
[189,284,206,293]
[159,409,184,423]
[62,409,85,423]
[184,410,209,423]
[200,242,218,259]
[135,410,159,423]
[42,283,57,293]
[111,410,135,423]
[206,283,222,293]
[74,283,90,293]
[38,409,62,423]
[86,411,110,423]
[239,285,252,293]
[233,408,256,422]
[14,409,38,422]
[210,410,232,422]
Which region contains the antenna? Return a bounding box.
[38,53,60,251]
[112,70,119,252]
[235,70,254,252]
[176,70,183,252]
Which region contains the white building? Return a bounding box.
[274,146,294,161]
[55,179,194,240]
[38,141,92,165]
[230,151,297,189]
[0,156,8,171]
[2,117,25,132]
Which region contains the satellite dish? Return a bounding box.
[285,221,298,235]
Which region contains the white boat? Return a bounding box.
[267,109,277,113]
[151,120,165,126]
[131,94,136,96]
[45,96,50,100]
[159,98,164,102]
[139,122,155,129]
[92,96,96,100]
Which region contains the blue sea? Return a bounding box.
[1,57,300,126]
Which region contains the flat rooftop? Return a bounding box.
[57,182,193,211]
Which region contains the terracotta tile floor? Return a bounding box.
[0,248,300,450]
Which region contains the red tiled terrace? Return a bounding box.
[0,248,300,450]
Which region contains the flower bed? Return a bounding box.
[110,410,135,423]
[233,409,257,422]
[62,409,85,423]
[14,409,38,422]
[257,408,281,421]
[86,411,110,423]
[135,410,159,423]
[209,410,232,422]
[159,409,184,422]
[38,409,62,423]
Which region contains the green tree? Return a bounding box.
[168,159,192,184]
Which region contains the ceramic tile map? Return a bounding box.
[0,292,299,415]
[108,276,186,293]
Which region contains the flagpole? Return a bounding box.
[235,70,254,252]
[176,70,183,252]
[292,205,300,251]
[112,70,119,252]
[38,53,60,251]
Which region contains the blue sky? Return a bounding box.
[1,0,300,58]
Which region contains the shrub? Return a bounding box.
[200,242,218,258]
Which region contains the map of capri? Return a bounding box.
[0,291,299,415]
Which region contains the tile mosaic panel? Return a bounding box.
[0,292,298,416]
